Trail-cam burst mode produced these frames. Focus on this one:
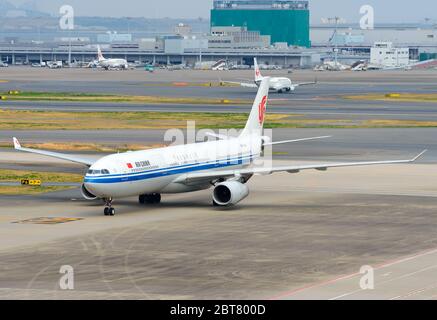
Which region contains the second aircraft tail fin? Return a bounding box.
[97,45,105,62]
[254,58,263,83]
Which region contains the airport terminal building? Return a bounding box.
[1,0,437,69]
[211,0,311,47]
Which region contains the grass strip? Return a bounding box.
[0,185,73,195]
[1,91,249,105]
[344,93,437,103]
[0,169,83,183]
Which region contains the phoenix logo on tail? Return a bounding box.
[258,95,267,124]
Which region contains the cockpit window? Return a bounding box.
[87,169,110,175]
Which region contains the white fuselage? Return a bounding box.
[99,58,128,69]
[84,135,262,198]
[256,76,293,92]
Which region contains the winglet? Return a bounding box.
[13,137,21,149]
[411,149,427,162]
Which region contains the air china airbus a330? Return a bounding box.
[13,78,425,216]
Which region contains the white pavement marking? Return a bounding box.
[271,248,437,300]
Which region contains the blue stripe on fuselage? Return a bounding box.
[90,154,254,179]
[84,154,255,184]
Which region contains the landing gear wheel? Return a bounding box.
[139,195,146,204]
[104,207,115,216]
[152,193,161,204]
[139,193,161,205]
[103,198,114,216]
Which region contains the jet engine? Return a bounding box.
[81,184,98,200]
[213,181,249,206]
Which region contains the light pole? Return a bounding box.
[321,16,346,67]
[68,30,72,67]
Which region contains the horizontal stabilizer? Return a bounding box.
[205,132,233,140]
[264,136,331,146]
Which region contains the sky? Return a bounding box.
[7,0,437,23]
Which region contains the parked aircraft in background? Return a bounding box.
[221,58,316,93]
[97,45,128,70]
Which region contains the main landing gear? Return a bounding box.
[139,193,161,205]
[278,88,292,94]
[103,198,115,216]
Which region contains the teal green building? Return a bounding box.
[211,0,310,48]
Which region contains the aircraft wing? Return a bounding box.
[221,81,258,88]
[174,150,427,184]
[294,81,317,87]
[13,137,95,167]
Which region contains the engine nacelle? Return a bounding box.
[213,181,249,206]
[81,184,98,200]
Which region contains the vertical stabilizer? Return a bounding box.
[254,58,263,83]
[240,77,270,137]
[97,45,105,62]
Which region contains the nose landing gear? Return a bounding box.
[103,198,115,216]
